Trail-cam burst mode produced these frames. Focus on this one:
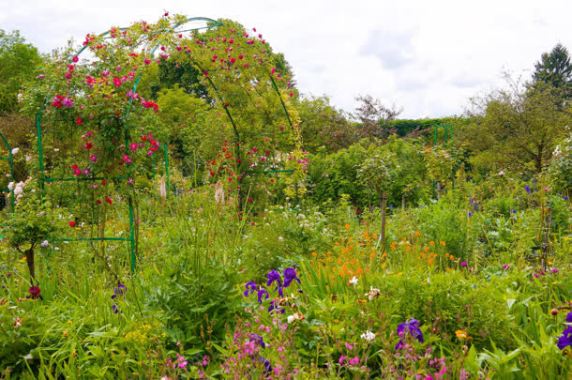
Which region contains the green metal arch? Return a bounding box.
[34,15,296,272]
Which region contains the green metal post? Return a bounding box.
[128,197,136,273]
[35,112,45,193]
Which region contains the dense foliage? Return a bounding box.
[0,17,571,380]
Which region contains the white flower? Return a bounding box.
[23,353,33,360]
[7,182,15,191]
[13,182,25,196]
[11,147,19,155]
[360,330,376,342]
[40,240,49,248]
[287,312,304,324]
[498,170,505,177]
[278,236,284,242]
[349,276,358,286]
[365,287,381,301]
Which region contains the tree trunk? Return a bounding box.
[25,248,35,284]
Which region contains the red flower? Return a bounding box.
[105,196,113,205]
[141,100,159,112]
[29,286,41,299]
[72,56,79,63]
[69,220,76,228]
[75,117,83,126]
[84,142,93,150]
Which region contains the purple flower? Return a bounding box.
[257,288,269,303]
[268,300,285,314]
[550,267,559,274]
[460,261,468,268]
[249,333,266,348]
[557,326,572,350]
[111,281,126,299]
[283,267,300,287]
[259,357,272,374]
[566,311,572,323]
[525,185,531,194]
[563,196,569,201]
[396,318,424,349]
[467,211,473,218]
[112,304,119,314]
[62,97,74,108]
[502,264,510,271]
[243,281,257,297]
[266,270,282,288]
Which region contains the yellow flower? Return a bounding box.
[455,329,468,340]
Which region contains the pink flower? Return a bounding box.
[89,154,97,162]
[349,357,360,366]
[175,353,188,369]
[338,355,347,365]
[72,56,79,63]
[113,77,122,88]
[129,143,138,152]
[62,97,74,108]
[85,75,95,87]
[122,154,132,165]
[345,342,354,351]
[126,90,139,100]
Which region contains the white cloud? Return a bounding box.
[1,0,571,118]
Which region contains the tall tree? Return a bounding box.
[0,30,42,113]
[532,43,572,103]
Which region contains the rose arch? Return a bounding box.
[29,14,303,273]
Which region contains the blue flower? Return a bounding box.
[283,267,300,288]
[525,185,531,194]
[243,281,257,297]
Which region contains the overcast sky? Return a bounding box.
[1,0,570,118]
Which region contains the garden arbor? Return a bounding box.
[31,14,302,272]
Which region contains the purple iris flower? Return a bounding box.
[566,311,572,323]
[249,333,266,348]
[244,281,257,297]
[283,267,301,288]
[557,326,572,350]
[112,304,119,314]
[266,270,282,288]
[111,281,126,299]
[268,300,285,314]
[259,357,272,374]
[257,288,269,303]
[395,319,424,349]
